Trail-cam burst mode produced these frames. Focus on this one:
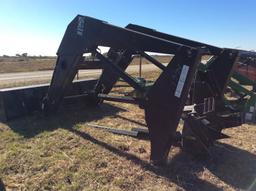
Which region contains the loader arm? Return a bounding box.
[43,15,203,164]
[126,24,221,55]
[1,14,254,165]
[125,23,243,156]
[43,15,192,112]
[125,23,240,100]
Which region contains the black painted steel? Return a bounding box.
[97,94,139,104]
[126,24,221,55]
[95,52,145,92]
[44,15,193,114]
[140,51,166,71]
[0,79,97,121]
[144,47,202,164]
[3,14,251,164]
[124,22,244,157]
[42,15,204,163]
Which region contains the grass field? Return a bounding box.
[0,57,56,73]
[0,71,255,191]
[0,55,172,74]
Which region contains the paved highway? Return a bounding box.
[0,64,162,87]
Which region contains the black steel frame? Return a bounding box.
[43,15,203,164]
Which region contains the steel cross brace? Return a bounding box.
[43,15,203,164]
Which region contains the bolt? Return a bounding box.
[187,49,192,57]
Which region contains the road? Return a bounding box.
[0,64,162,87]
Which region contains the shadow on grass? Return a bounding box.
[0,178,5,191]
[114,114,147,127]
[5,102,125,138]
[206,144,256,191]
[3,103,256,191]
[70,127,256,191]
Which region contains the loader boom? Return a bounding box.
[0,15,254,165]
[43,15,203,164]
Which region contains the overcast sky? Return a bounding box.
[0,0,256,56]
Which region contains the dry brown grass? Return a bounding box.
[0,71,255,191]
[131,55,172,65]
[0,56,172,74]
[0,57,56,73]
[0,55,212,74]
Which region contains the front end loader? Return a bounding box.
[0,15,254,165]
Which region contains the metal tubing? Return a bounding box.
[95,52,145,92]
[140,51,166,71]
[98,94,139,104]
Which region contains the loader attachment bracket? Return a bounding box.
[144,47,201,164]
